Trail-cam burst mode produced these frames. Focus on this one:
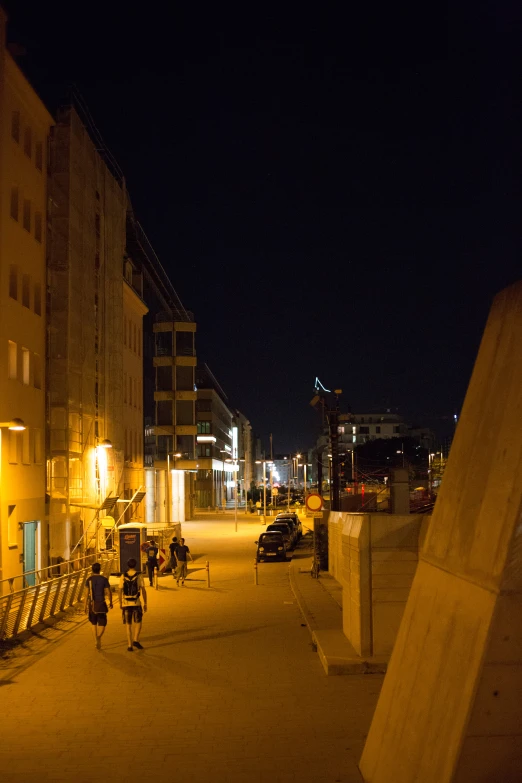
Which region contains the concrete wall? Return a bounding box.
[360,281,522,782]
[329,511,428,657]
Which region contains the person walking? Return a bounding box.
[85,562,113,649]
[174,537,193,586]
[169,536,178,578]
[145,539,159,587]
[118,558,147,651]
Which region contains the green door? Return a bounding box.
[23,521,38,586]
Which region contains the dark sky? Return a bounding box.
[6,2,521,452]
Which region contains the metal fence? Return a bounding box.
[0,553,116,641]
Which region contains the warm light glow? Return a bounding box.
[8,418,25,431]
[197,435,216,443]
[99,438,112,448]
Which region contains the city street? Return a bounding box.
[0,516,383,783]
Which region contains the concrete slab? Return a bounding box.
[313,629,388,676]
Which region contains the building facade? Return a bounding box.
[0,10,53,585]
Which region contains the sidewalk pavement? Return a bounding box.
[0,516,383,783]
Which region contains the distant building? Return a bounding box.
[194,364,233,508]
[0,9,53,583]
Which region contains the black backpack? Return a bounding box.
[123,571,140,602]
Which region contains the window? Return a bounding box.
[376,426,381,434]
[24,126,32,157]
[34,282,42,316]
[123,316,127,346]
[197,444,211,457]
[123,372,127,403]
[8,431,20,463]
[197,421,211,434]
[359,426,370,434]
[10,187,19,220]
[33,429,42,463]
[129,376,132,407]
[22,347,30,385]
[22,274,30,308]
[35,141,43,171]
[11,111,20,142]
[8,341,17,379]
[35,211,42,242]
[22,429,31,464]
[34,354,42,389]
[23,199,31,231]
[8,505,17,546]
[394,426,400,434]
[9,265,18,299]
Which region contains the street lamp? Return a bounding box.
[255,459,273,524]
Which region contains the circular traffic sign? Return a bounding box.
[305,492,323,512]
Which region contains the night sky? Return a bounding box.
[6,2,521,452]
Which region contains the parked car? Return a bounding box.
[274,514,299,543]
[265,522,294,549]
[275,512,302,539]
[255,532,286,562]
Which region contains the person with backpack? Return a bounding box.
[85,562,113,649]
[145,539,159,587]
[118,558,147,651]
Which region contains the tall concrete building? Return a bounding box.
[0,9,53,585]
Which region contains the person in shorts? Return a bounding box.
[174,538,193,586]
[85,562,113,649]
[169,536,178,578]
[118,558,147,652]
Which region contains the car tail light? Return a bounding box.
[259,547,265,552]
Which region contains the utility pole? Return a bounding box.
[310,381,343,512]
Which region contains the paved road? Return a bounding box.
[0,517,382,782]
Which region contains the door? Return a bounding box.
[23,521,38,586]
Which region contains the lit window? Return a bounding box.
[35,211,42,242]
[9,265,18,299]
[22,274,30,308]
[24,126,32,157]
[8,341,17,379]
[10,187,19,221]
[22,347,30,385]
[11,111,20,142]
[23,199,31,232]
[35,141,43,171]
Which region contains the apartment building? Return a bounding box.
[0,9,53,584]
[47,105,129,560]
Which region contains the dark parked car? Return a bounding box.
[265,522,293,549]
[255,532,286,562]
[275,512,302,539]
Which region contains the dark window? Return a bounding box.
[176,365,193,391]
[24,126,32,157]
[376,426,381,434]
[11,111,20,142]
[157,400,173,426]
[34,211,42,242]
[176,330,194,356]
[23,199,31,231]
[35,141,43,171]
[394,426,400,434]
[359,426,370,434]
[22,274,30,308]
[156,331,172,357]
[177,435,194,460]
[10,187,19,220]
[156,365,172,391]
[9,265,18,299]
[176,401,194,426]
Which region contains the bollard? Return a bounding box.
[154,567,159,590]
[254,559,258,585]
[206,560,210,588]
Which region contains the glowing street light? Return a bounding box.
[0,418,26,431]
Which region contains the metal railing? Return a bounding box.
[0,552,114,596]
[0,553,116,641]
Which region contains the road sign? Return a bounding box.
[272,488,279,495]
[305,492,324,512]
